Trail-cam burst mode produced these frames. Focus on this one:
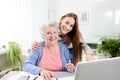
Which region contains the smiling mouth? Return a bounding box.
[49,38,57,41]
[63,28,69,33]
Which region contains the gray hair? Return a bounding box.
[40,21,59,36]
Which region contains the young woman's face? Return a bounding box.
[60,17,75,35]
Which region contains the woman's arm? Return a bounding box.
[22,50,42,75]
[80,37,95,61]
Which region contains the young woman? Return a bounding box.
[23,21,74,80]
[32,13,94,65]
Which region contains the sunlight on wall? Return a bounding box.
[106,11,112,19]
[0,0,48,49]
[93,0,120,37]
[116,10,120,25]
[0,0,17,46]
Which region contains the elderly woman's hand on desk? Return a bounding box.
[40,69,54,80]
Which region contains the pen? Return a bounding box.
[33,76,38,80]
[27,76,30,80]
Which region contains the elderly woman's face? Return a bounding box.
[43,26,59,44]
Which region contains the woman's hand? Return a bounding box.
[65,60,74,73]
[40,69,54,80]
[32,41,40,50]
[86,53,95,61]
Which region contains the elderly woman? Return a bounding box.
[22,21,74,80]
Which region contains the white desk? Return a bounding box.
[0,71,20,80]
[1,71,75,80]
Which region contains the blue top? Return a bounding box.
[22,42,70,75]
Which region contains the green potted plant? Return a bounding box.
[6,41,22,70]
[98,37,120,57]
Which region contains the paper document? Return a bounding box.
[6,71,39,80]
[5,71,74,80]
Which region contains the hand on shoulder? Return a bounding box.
[32,41,40,50]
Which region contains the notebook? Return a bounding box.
[74,57,120,80]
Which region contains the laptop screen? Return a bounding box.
[75,57,120,80]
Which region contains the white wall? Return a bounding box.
[48,0,59,21]
[92,0,120,36]
[0,0,120,50]
[48,0,120,43]
[0,0,48,49]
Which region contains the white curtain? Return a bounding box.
[0,0,48,49]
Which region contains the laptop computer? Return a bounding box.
[74,57,120,80]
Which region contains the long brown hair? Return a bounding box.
[59,13,82,64]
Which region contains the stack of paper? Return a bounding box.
[6,71,39,80]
